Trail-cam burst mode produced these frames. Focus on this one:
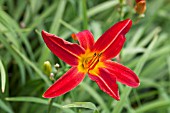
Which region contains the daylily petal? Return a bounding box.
[72,30,95,50]
[43,67,85,98]
[42,30,85,66]
[93,19,132,55]
[101,34,125,61]
[104,61,140,88]
[88,68,120,100]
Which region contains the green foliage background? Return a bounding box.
[0,0,170,113]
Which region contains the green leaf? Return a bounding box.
[135,100,170,113]
[60,20,79,33]
[49,0,67,34]
[81,0,88,29]
[5,97,74,113]
[87,0,119,18]
[63,102,98,110]
[0,59,6,93]
[11,45,51,86]
[0,99,13,113]
[168,56,170,76]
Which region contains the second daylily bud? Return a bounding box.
[50,73,55,81]
[54,63,60,68]
[71,33,78,41]
[43,61,52,76]
[135,0,146,15]
[54,63,60,73]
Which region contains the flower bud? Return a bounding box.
[43,61,52,76]
[135,0,146,15]
[49,73,55,81]
[54,63,60,68]
[71,33,78,41]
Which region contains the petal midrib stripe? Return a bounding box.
[101,20,131,53]
[98,75,117,97]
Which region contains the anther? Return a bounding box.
[94,53,97,56]
[98,53,102,57]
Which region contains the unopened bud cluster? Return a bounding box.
[43,61,60,81]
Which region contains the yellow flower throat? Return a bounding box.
[78,50,105,75]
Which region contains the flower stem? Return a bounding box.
[119,0,125,20]
[47,98,54,113]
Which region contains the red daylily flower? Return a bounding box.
[42,19,140,100]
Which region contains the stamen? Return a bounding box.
[94,53,97,56]
[98,53,102,57]
[81,52,102,71]
[87,52,102,70]
[88,59,99,70]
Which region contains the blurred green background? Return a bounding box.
[0,0,170,113]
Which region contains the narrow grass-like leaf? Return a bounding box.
[135,35,158,75]
[0,34,26,84]
[60,20,79,33]
[11,45,51,86]
[90,21,102,41]
[0,99,13,113]
[168,55,170,76]
[138,27,161,48]
[141,56,167,78]
[167,56,170,95]
[30,0,43,15]
[124,27,145,60]
[71,0,119,25]
[127,27,145,48]
[135,100,170,113]
[60,0,119,38]
[63,102,98,111]
[6,0,14,16]
[27,1,58,34]
[0,59,6,93]
[0,0,5,7]
[149,45,170,60]
[0,22,19,48]
[0,10,34,60]
[14,0,26,20]
[49,0,67,34]
[81,0,88,29]
[5,97,74,113]
[87,0,119,18]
